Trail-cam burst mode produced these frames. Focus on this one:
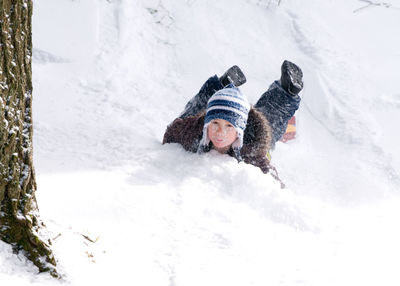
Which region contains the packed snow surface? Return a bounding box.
[1,0,400,285]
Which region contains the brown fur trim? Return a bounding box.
[243,108,273,156]
[162,112,205,153]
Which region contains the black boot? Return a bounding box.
[280,60,303,96]
[219,65,247,87]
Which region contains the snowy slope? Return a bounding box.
[1,0,400,285]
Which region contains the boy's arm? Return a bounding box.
[163,114,205,153]
[163,118,184,145]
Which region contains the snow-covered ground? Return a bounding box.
[1,0,400,285]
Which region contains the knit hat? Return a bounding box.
[199,86,250,157]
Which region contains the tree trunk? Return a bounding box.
[0,0,58,277]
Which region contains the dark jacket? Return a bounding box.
[163,107,283,186]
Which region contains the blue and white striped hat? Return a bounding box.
[199,86,250,153]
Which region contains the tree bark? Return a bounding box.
[0,0,58,277]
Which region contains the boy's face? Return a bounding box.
[207,119,238,153]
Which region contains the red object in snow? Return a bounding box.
[281,116,296,143]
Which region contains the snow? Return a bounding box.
[1,0,400,285]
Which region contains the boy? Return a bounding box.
[163,61,303,185]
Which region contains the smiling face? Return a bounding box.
[207,119,238,153]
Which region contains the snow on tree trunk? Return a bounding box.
[0,0,58,277]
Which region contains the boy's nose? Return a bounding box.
[216,126,226,135]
